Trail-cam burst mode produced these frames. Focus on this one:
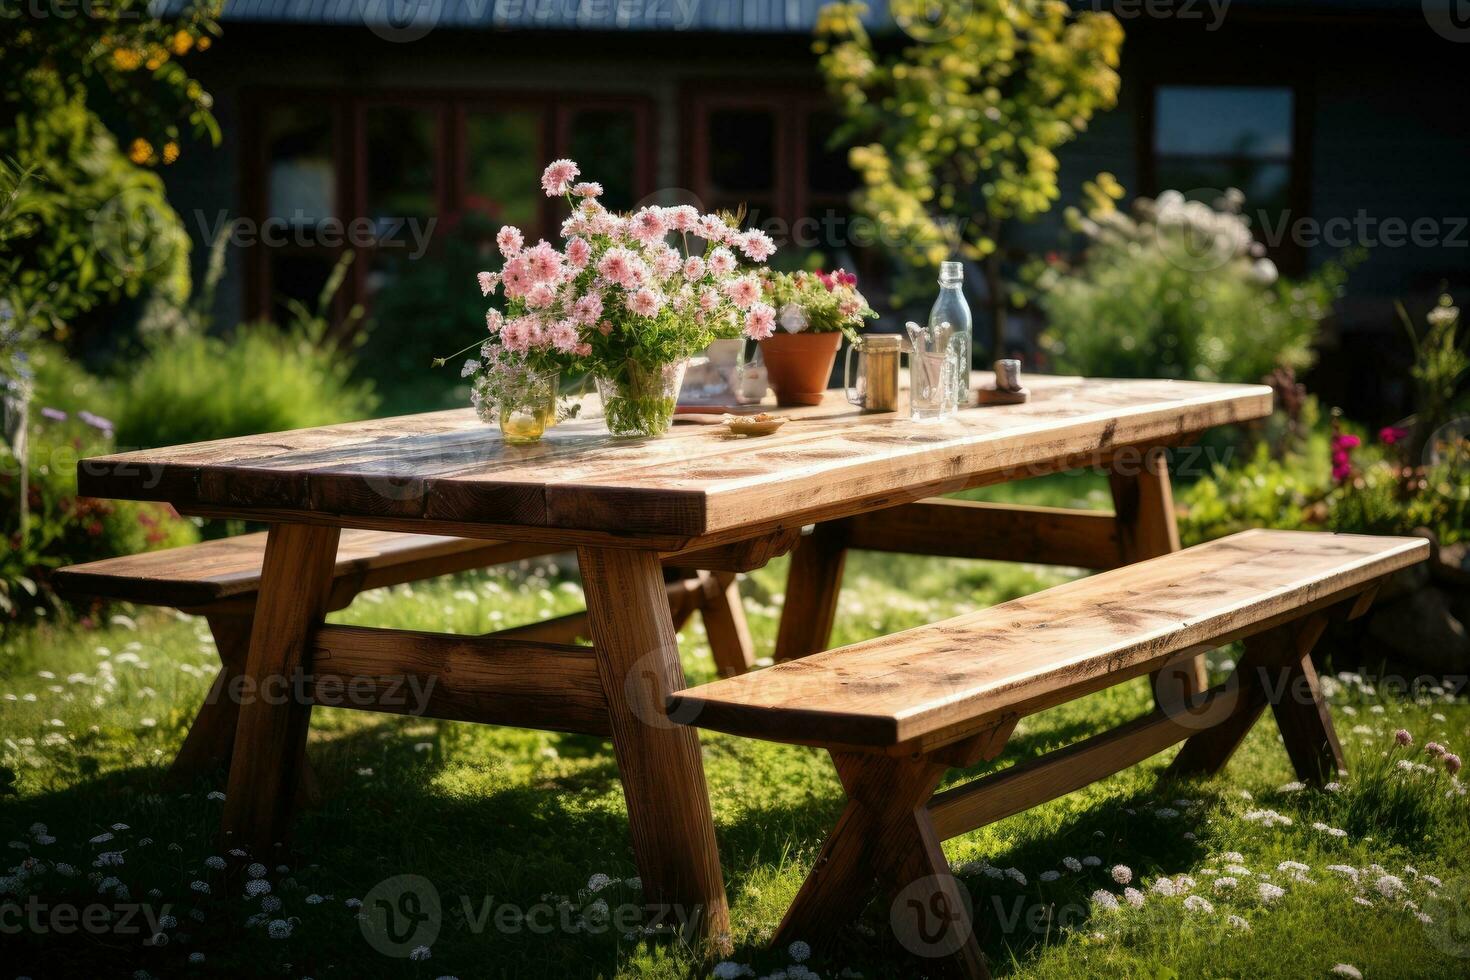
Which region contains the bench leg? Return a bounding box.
[1109,448,1210,699]
[579,546,730,943]
[776,753,987,979]
[221,523,340,856]
[698,572,755,678]
[169,612,253,785]
[774,522,848,662]
[1169,614,1342,783]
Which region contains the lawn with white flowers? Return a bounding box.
[3,538,1468,978]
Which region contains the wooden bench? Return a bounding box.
[667,530,1428,978]
[55,529,756,789]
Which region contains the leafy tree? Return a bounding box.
[0,2,222,336]
[814,0,1124,355]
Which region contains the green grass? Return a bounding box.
[2,549,1467,979]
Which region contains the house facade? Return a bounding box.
[164,0,1470,419]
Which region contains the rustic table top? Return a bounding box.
[78,374,1272,543]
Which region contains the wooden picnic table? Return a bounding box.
[77,373,1272,940]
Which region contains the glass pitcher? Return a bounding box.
[844,334,901,412]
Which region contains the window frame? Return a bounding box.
[239,87,657,324]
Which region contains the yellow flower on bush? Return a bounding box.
[111,48,143,71]
[162,142,180,165]
[196,36,212,51]
[171,31,194,55]
[128,138,154,165]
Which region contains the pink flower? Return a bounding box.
[573,292,604,325]
[597,319,613,336]
[1395,729,1413,747]
[1379,425,1409,445]
[708,246,736,277]
[541,158,580,197]
[744,302,776,340]
[565,236,592,270]
[664,205,699,233]
[628,288,663,318]
[1446,754,1463,776]
[1425,741,1447,758]
[629,208,668,247]
[476,271,498,296]
[496,225,524,257]
[574,341,592,356]
[683,256,706,281]
[523,241,564,283]
[650,244,682,280]
[485,308,503,334]
[724,275,761,310]
[1330,432,1361,484]
[699,287,719,312]
[572,181,603,198]
[736,228,776,262]
[597,246,638,287]
[697,214,729,243]
[500,258,532,299]
[549,318,581,353]
[525,282,557,309]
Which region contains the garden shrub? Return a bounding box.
[1032,190,1349,384]
[110,323,378,449]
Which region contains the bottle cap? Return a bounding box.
[939,261,963,284]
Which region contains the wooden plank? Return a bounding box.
[78,377,1274,538]
[221,523,340,855]
[666,530,1428,749]
[54,529,551,608]
[842,499,1121,569]
[307,625,610,736]
[928,704,1216,840]
[578,545,730,939]
[700,572,756,678]
[774,521,849,661]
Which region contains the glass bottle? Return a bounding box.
[928,260,972,406]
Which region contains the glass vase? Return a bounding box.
[595,360,687,438]
[496,370,559,445]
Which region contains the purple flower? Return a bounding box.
[78,411,114,434]
[1394,729,1413,747]
[41,407,67,422]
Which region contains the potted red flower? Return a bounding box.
[759,269,877,405]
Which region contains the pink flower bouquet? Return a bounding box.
[460,159,779,437]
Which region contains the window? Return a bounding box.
[1149,84,1298,233]
[685,88,868,273]
[244,92,654,323]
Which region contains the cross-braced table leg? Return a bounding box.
[774,522,849,662]
[220,523,340,856]
[578,546,731,943]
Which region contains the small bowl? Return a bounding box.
[724,413,789,437]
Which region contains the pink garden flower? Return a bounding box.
[573,293,604,325]
[549,319,581,353]
[496,225,524,257]
[523,241,565,283]
[699,287,719,312]
[1395,729,1414,747]
[650,244,683,280]
[525,282,557,309]
[597,246,640,288]
[477,271,498,297]
[1330,432,1361,484]
[628,288,663,318]
[744,302,776,340]
[683,256,706,281]
[1446,754,1462,776]
[1379,425,1409,445]
[500,258,532,299]
[485,309,503,334]
[724,275,761,310]
[572,181,603,198]
[697,213,729,243]
[736,229,776,262]
[1425,741,1447,758]
[565,236,592,270]
[541,158,580,197]
[708,247,736,277]
[664,205,699,233]
[629,208,668,247]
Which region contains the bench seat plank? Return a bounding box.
[668,530,1427,750]
[53,529,553,608]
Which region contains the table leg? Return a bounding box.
[1108,448,1209,698]
[221,523,341,856]
[699,572,755,678]
[774,522,849,662]
[578,546,731,942]
[169,612,252,786]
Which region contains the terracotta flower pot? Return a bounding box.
[760,332,842,406]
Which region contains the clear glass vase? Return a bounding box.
[495,370,559,444]
[595,360,687,438]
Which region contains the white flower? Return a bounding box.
[1123,887,1145,908]
[1110,865,1132,885]
[89,832,114,844]
[409,944,432,961]
[261,896,281,913]
[247,863,267,878]
[206,791,225,801]
[1039,870,1061,882]
[788,940,810,962]
[1183,895,1214,914]
[1005,868,1027,886]
[267,919,292,939]
[712,963,748,980]
[1062,857,1082,872]
[1330,966,1362,979]
[1090,889,1119,911]
[306,893,324,905]
[245,879,271,897]
[1082,856,1102,867]
[1226,914,1251,931]
[190,880,210,894]
[345,898,362,909]
[94,851,124,867]
[1154,808,1179,819]
[1219,851,1244,863]
[1277,781,1305,793]
[587,873,612,892]
[1257,882,1285,904]
[1214,877,1238,893]
[1375,875,1405,898]
[204,856,226,870]
[1149,878,1177,897]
